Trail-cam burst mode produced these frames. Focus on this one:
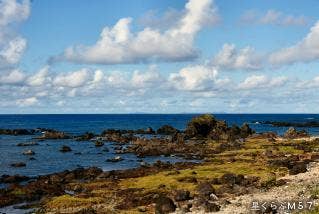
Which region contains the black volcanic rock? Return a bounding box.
[157,125,179,135]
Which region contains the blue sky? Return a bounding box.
[1,0,319,113]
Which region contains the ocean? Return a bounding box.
[0,114,318,177]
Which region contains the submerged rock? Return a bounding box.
[17,142,39,147]
[10,162,26,167]
[0,129,34,135]
[22,150,35,155]
[106,156,123,162]
[94,141,104,147]
[60,145,72,152]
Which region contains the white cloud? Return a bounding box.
[0,0,30,27]
[27,66,50,86]
[53,69,89,88]
[57,0,219,65]
[240,9,308,26]
[0,69,26,84]
[131,66,162,88]
[16,96,38,107]
[168,65,228,91]
[0,0,30,68]
[238,75,287,90]
[212,43,261,70]
[0,37,27,66]
[269,21,319,65]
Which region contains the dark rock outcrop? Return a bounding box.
[157,125,179,135]
[174,190,191,201]
[284,127,309,139]
[0,174,30,183]
[185,114,253,141]
[94,141,104,147]
[0,129,34,135]
[76,132,95,141]
[196,182,215,198]
[155,195,176,214]
[39,130,70,139]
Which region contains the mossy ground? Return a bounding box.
[40,137,318,213]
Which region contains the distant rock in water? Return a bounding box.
[185,114,254,141]
[76,132,95,141]
[0,174,30,183]
[0,129,34,135]
[94,141,104,147]
[60,145,72,152]
[39,130,70,139]
[10,162,26,167]
[157,125,179,135]
[17,142,39,146]
[284,127,309,139]
[22,150,35,155]
[262,121,319,127]
[106,156,123,162]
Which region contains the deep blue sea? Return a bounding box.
[0,114,319,178]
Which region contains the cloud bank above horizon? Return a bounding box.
[0,0,319,113]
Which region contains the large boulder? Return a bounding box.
[185,114,217,138]
[157,125,179,135]
[209,120,230,141]
[155,195,176,214]
[185,114,253,140]
[284,127,309,139]
[196,182,215,198]
[174,189,191,201]
[240,123,254,138]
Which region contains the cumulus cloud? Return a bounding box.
[168,65,229,91]
[238,75,287,90]
[212,43,262,70]
[240,9,308,26]
[0,37,27,66]
[53,69,90,88]
[0,0,30,68]
[27,66,50,86]
[0,69,26,84]
[56,0,219,65]
[269,21,319,65]
[16,97,38,107]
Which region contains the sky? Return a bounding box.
[0,0,319,113]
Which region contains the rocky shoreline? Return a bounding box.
[1,114,319,213]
